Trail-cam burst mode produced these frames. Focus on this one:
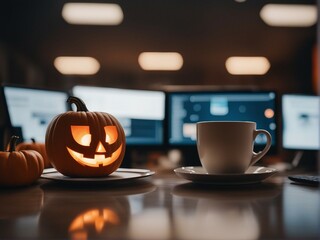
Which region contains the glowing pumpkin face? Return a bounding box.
[45,96,126,177]
[67,125,123,167]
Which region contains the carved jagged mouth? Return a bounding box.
[66,145,123,167]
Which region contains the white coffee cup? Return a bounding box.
[196,121,272,174]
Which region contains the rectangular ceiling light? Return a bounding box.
[54,56,100,75]
[138,52,183,71]
[260,4,317,27]
[62,3,123,25]
[225,57,270,75]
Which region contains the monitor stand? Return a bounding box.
[269,151,304,172]
[291,151,304,168]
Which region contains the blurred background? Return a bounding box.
[0,0,317,92]
[0,0,318,170]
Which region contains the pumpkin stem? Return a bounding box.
[67,96,89,112]
[6,136,19,152]
[31,138,36,143]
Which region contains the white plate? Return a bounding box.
[41,168,155,183]
[174,166,277,185]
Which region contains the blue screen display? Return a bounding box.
[72,86,166,145]
[168,91,277,148]
[282,94,320,150]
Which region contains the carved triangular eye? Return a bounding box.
[71,126,91,146]
[104,126,118,144]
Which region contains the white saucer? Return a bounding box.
[41,168,155,183]
[174,166,277,185]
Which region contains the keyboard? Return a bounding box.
[288,175,320,186]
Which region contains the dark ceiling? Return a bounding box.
[0,0,317,92]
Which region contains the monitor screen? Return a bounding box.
[72,86,165,145]
[168,91,277,150]
[282,94,320,150]
[3,86,69,143]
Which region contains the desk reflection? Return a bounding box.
[283,183,320,238]
[0,186,44,219]
[0,174,319,240]
[172,183,281,240]
[39,180,156,239]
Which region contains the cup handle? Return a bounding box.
[250,129,272,166]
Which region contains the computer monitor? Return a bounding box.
[168,91,277,152]
[2,85,69,143]
[282,94,320,150]
[72,85,165,145]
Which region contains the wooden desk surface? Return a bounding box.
[0,170,319,240]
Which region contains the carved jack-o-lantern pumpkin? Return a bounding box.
[45,96,126,177]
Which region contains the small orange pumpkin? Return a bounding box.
[0,136,44,187]
[45,96,126,178]
[16,138,51,168]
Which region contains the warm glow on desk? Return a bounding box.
[138,52,183,71]
[62,3,123,25]
[225,57,270,75]
[54,56,100,75]
[260,4,317,27]
[69,208,119,238]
